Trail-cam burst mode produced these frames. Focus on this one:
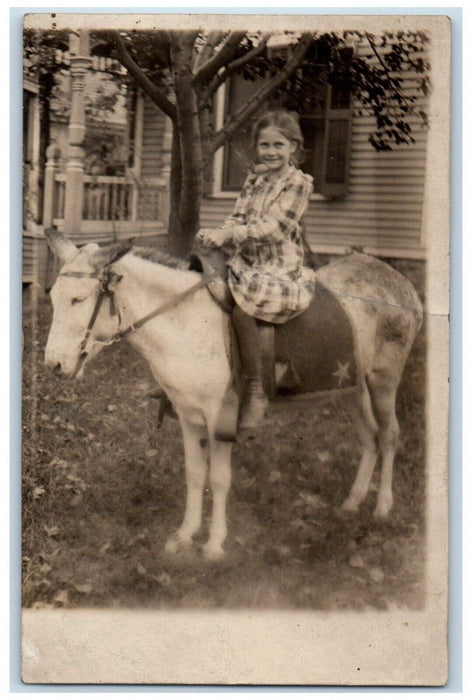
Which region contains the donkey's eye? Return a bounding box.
[71,297,85,306]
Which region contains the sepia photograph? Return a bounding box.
[20,11,450,686]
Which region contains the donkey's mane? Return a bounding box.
[131,246,189,270]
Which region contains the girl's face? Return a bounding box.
[256,126,297,177]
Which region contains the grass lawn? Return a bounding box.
[22,259,426,610]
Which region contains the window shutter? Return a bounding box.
[320,83,352,198]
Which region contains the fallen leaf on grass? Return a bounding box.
[44,525,60,537]
[156,572,171,587]
[73,583,93,594]
[107,404,117,412]
[48,458,69,470]
[32,602,55,610]
[276,545,291,557]
[32,486,46,499]
[289,518,309,530]
[298,492,329,510]
[369,567,385,583]
[145,449,158,459]
[268,470,281,482]
[136,381,151,392]
[53,590,69,605]
[349,554,365,569]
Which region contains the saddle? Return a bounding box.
[188,246,361,406]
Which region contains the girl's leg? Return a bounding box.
[232,305,269,428]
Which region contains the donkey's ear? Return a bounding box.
[45,228,79,264]
[93,238,135,268]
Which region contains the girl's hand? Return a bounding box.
[196,228,231,249]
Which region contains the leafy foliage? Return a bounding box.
[230,31,429,150]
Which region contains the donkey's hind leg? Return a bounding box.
[341,384,379,513]
[366,369,401,519]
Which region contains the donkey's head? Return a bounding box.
[44,231,134,379]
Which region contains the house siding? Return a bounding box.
[23,233,49,286]
[140,95,166,178]
[200,117,427,258]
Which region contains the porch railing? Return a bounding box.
[49,172,168,227]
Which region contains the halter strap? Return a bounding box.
[58,266,215,377]
[59,269,117,378]
[111,277,209,342]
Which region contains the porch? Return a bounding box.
[22,29,170,289]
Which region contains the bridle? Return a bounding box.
[58,264,212,379]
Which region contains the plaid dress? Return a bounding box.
[223,165,316,323]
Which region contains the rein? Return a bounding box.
[59,265,212,378]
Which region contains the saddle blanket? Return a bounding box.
[265,281,361,399]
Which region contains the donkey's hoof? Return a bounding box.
[202,543,225,561]
[164,533,192,554]
[338,500,360,517]
[373,507,391,521]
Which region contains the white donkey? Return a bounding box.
[44,232,422,560]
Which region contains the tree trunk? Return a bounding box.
[168,32,203,257]
[167,127,186,256]
[38,74,55,223]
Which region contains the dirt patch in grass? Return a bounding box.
[22,260,426,611]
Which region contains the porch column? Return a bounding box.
[63,31,92,236]
[160,115,173,230]
[130,89,144,220]
[42,144,61,228]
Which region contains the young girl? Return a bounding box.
[197,110,316,429]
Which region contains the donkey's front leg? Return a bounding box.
[203,435,233,561]
[165,417,208,554]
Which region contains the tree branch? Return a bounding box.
[210,33,314,152]
[193,31,246,85]
[106,30,176,120]
[203,33,272,102]
[193,31,226,72]
[364,32,420,118]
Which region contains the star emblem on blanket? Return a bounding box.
[332,360,351,387]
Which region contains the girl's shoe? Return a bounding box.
[239,379,269,429]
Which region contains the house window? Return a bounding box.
[221,70,352,198]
